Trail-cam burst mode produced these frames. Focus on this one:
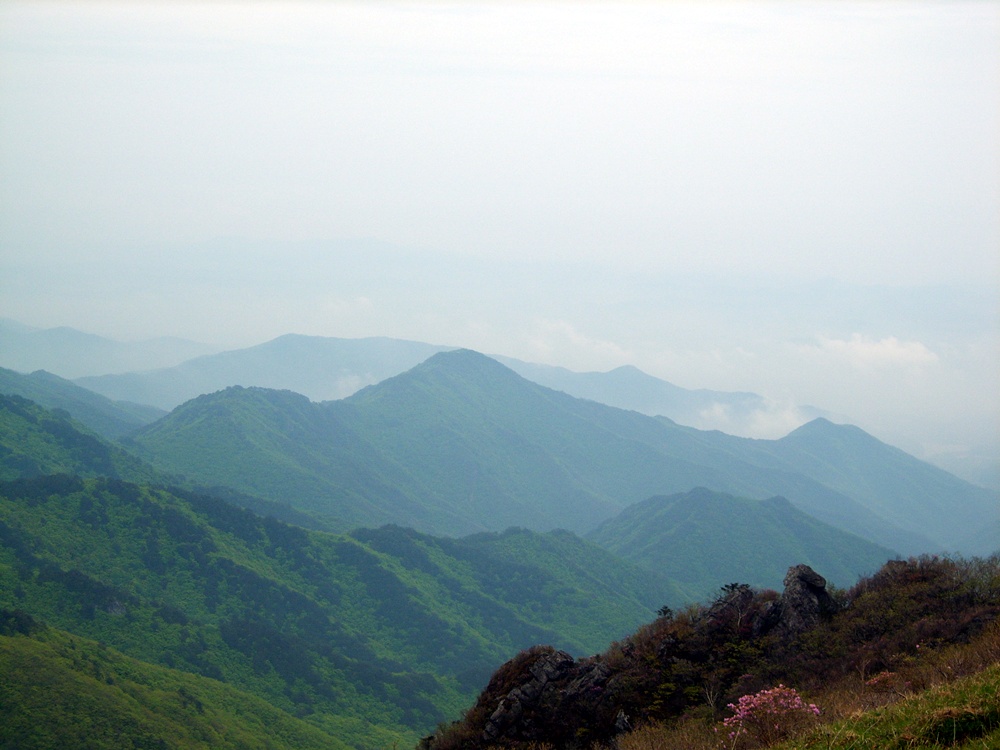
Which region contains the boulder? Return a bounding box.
[776,564,839,635]
[480,648,618,745]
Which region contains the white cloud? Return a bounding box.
[525,320,631,371]
[691,400,820,440]
[807,334,939,369]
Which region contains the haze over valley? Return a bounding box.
[1,2,998,748]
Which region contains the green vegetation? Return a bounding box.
[587,488,894,599]
[4,356,998,750]
[0,614,350,750]
[0,393,160,483]
[788,664,1000,749]
[0,365,164,439]
[129,350,997,556]
[0,466,672,747]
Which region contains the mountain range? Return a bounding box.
[68,330,821,437]
[495,357,832,434]
[125,349,996,556]
[75,334,451,410]
[2,325,998,748]
[0,321,794,434]
[0,400,680,747]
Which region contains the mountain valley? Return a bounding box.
[0,328,997,749]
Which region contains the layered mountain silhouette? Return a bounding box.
[129,349,996,555]
[0,366,165,439]
[0,319,217,378]
[3,341,997,749]
[76,334,451,409]
[496,357,831,434]
[70,333,807,437]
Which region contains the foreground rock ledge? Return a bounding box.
[449,564,838,749]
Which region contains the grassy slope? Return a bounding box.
[0,618,349,750]
[0,472,672,747]
[791,664,1000,749]
[618,661,1000,750]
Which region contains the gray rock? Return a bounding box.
[776,564,838,635]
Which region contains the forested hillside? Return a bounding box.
[129,350,995,554]
[0,399,680,749]
[0,366,164,439]
[587,487,894,599]
[0,613,350,750]
[0,394,160,483]
[3,354,997,750]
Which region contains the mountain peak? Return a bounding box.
[412,348,521,381]
[784,417,868,440]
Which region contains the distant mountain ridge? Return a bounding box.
[130,349,995,555]
[76,333,451,409]
[496,357,832,435]
[0,319,218,378]
[4,321,993,486]
[67,331,814,437]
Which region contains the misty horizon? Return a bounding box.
[1,3,997,489]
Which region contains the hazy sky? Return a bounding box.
[1,2,998,474]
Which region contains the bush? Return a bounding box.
[720,684,820,748]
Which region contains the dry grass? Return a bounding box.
[611,619,1000,750]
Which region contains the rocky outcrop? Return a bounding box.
[444,565,840,749]
[777,564,839,635]
[753,564,839,638]
[477,648,618,746]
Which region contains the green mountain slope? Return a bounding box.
[680,418,1000,554]
[1,365,165,439]
[0,471,672,747]
[0,393,160,483]
[131,350,952,553]
[351,525,686,659]
[0,613,350,750]
[760,418,998,554]
[124,384,471,533]
[587,487,895,599]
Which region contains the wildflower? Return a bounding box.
[720,684,821,747]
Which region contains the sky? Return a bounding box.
[1,2,998,480]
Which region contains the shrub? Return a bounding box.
[720,684,820,748]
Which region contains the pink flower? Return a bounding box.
[719,685,821,745]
